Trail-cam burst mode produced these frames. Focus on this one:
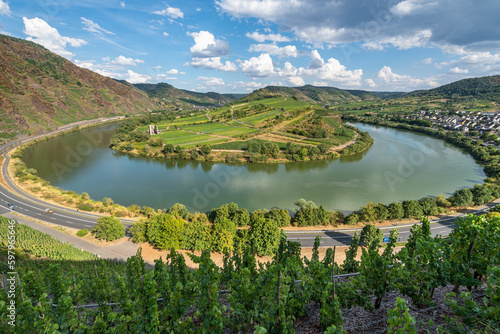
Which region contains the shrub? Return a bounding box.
[129,221,147,243]
[200,144,211,156]
[91,216,125,242]
[78,203,94,212]
[148,137,164,147]
[76,229,88,237]
[81,192,90,200]
[360,224,383,247]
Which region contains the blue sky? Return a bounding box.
[0,0,499,93]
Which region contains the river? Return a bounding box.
[22,122,485,213]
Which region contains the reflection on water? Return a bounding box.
[22,122,485,212]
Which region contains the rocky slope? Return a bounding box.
[0,34,158,140]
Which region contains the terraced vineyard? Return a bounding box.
[111,97,373,163]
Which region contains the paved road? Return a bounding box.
[0,117,497,248]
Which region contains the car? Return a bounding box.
[7,203,14,210]
[383,237,391,243]
[44,208,54,214]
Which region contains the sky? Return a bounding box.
[0,0,499,94]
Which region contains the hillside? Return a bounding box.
[0,34,158,140]
[410,75,500,102]
[134,82,244,108]
[237,85,382,106]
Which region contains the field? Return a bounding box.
[126,97,357,155]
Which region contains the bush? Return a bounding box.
[163,143,174,154]
[148,137,164,147]
[200,144,211,156]
[91,216,125,242]
[81,192,90,200]
[76,229,88,237]
[129,221,147,243]
[360,224,383,247]
[78,203,94,212]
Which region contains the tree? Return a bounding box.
[200,144,211,156]
[450,188,473,207]
[402,200,423,219]
[91,216,125,241]
[265,209,291,227]
[146,213,185,250]
[388,202,404,220]
[129,221,147,243]
[360,224,383,247]
[249,216,281,256]
[471,184,493,205]
[183,219,209,251]
[174,145,184,154]
[317,143,330,155]
[209,217,236,253]
[163,144,174,154]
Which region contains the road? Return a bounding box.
[0,118,497,248]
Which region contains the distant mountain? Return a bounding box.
[0,34,158,139]
[409,75,500,102]
[236,85,382,105]
[134,82,244,108]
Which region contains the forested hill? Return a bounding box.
[409,75,500,102]
[133,82,244,108]
[237,85,382,105]
[0,34,158,139]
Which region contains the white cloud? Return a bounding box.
[245,31,290,43]
[153,5,184,19]
[74,59,120,78]
[240,53,276,77]
[312,81,328,87]
[81,17,115,36]
[23,17,87,59]
[362,30,432,50]
[166,69,178,75]
[196,7,202,12]
[378,66,410,83]
[126,70,152,83]
[308,50,324,69]
[287,76,305,86]
[109,55,144,66]
[187,31,231,58]
[189,57,237,72]
[449,67,469,74]
[362,42,384,51]
[231,81,264,89]
[300,51,363,86]
[217,0,500,54]
[120,1,125,8]
[365,79,376,88]
[390,0,437,17]
[153,65,162,69]
[197,76,225,86]
[0,0,11,15]
[377,66,438,89]
[421,57,433,64]
[163,32,169,37]
[248,44,298,58]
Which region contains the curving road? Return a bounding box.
[0,117,497,248]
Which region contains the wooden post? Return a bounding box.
[332,246,336,297]
[17,274,24,303]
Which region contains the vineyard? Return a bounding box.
[0,215,499,333]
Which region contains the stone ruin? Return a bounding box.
[147,125,159,135]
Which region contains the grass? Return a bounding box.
[238,110,282,126]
